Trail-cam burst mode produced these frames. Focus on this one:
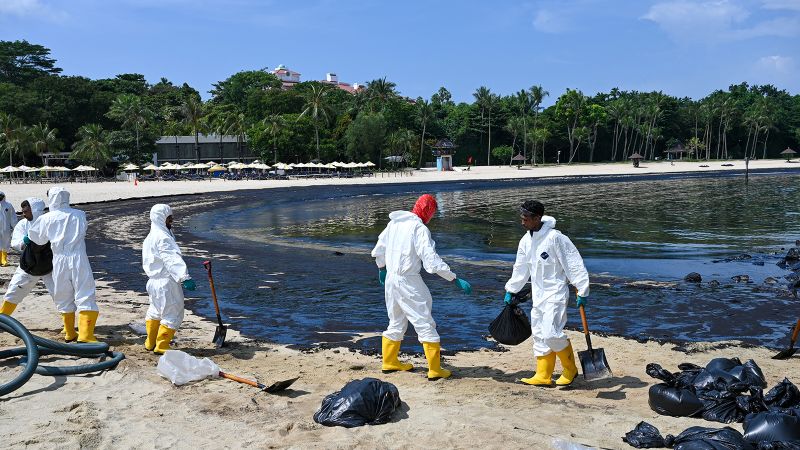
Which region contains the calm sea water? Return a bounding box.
[187,171,800,351]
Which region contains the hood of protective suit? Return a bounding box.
[388,210,420,222]
[47,187,70,211]
[0,191,5,201]
[411,194,437,224]
[149,204,173,235]
[26,197,46,221]
[531,215,556,235]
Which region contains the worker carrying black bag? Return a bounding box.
[20,241,53,276]
[489,285,531,345]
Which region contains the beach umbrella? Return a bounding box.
[364,161,375,167]
[629,153,644,168]
[781,147,796,162]
[207,164,227,172]
[122,163,139,171]
[25,166,40,173]
[0,166,21,173]
[142,163,159,171]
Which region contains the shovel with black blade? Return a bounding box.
[202,260,227,348]
[772,319,800,360]
[219,371,299,393]
[577,303,612,381]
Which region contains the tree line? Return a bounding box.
[1,40,798,170]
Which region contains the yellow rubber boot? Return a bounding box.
[62,312,78,342]
[77,310,99,343]
[381,336,413,373]
[0,250,7,267]
[153,325,176,354]
[144,319,160,351]
[521,353,556,386]
[555,342,579,386]
[422,341,451,380]
[0,300,17,315]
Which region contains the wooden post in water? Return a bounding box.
[745,156,750,184]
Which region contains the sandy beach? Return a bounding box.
[0,160,799,449]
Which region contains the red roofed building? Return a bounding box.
[270,65,364,93]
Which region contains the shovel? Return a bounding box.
[577,304,612,381]
[202,260,227,348]
[219,371,299,393]
[772,319,800,360]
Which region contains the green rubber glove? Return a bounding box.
[453,278,472,295]
[378,268,387,286]
[23,235,31,245]
[576,295,587,307]
[504,292,512,305]
[182,279,196,291]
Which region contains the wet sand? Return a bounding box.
[1,163,799,448]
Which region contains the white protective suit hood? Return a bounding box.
[0,191,5,201]
[388,210,419,223]
[47,187,70,211]
[149,204,173,236]
[26,197,46,221]
[531,215,556,235]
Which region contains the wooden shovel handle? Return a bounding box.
[579,304,590,335]
[203,261,222,318]
[791,319,800,343]
[219,371,261,388]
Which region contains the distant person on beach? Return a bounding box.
[142,204,195,354]
[502,200,590,387]
[28,187,99,343]
[0,192,18,267]
[0,198,55,316]
[371,194,472,380]
[467,155,473,170]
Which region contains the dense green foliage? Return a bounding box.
[1,39,798,168]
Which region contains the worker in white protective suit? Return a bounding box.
[27,187,99,343]
[0,192,18,266]
[371,194,473,381]
[142,204,196,354]
[1,198,55,316]
[503,200,590,387]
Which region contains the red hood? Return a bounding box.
[411,194,437,224]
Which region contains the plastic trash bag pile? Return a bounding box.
[313,378,401,428]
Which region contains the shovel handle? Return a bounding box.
[203,261,223,320]
[219,371,264,389]
[579,304,594,352]
[791,319,800,344]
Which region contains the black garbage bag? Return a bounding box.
[313,378,401,428]
[699,388,748,424]
[755,442,800,449]
[649,383,705,417]
[647,363,678,385]
[623,421,666,448]
[665,426,754,450]
[743,410,800,445]
[693,359,766,391]
[20,241,53,276]
[488,303,531,345]
[764,379,800,409]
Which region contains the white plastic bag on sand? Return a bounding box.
[550,438,598,450]
[157,350,220,386]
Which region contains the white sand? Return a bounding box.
[1,159,795,205]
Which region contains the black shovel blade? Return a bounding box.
[772,347,797,360]
[578,348,612,381]
[213,325,227,348]
[264,377,299,393]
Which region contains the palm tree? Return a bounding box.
[416,99,433,169]
[225,112,248,162]
[366,77,397,112]
[206,105,234,163]
[0,112,23,167]
[299,83,333,161]
[180,97,205,162]
[71,124,111,169]
[107,94,153,160]
[514,90,533,162]
[29,123,63,162]
[386,129,416,168]
[473,86,498,165]
[262,114,285,163]
[529,85,549,164]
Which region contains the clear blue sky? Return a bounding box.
[2,0,798,104]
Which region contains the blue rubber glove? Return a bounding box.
[504,292,512,305]
[378,268,387,286]
[453,278,472,295]
[576,295,587,307]
[182,279,196,291]
[23,235,31,245]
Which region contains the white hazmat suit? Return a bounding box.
[28,187,98,313]
[143,204,190,330]
[371,210,456,343]
[0,192,18,260]
[504,215,590,357]
[3,197,55,306]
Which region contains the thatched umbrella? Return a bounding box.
[511,153,526,169]
[780,147,796,162]
[629,152,644,168]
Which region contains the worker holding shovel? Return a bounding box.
[502,200,590,387]
[142,204,196,354]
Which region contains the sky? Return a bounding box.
[1,0,798,104]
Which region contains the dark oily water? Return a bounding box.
[189,173,800,352]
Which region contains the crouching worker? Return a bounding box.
[502,200,590,387]
[0,198,55,316]
[28,187,100,343]
[142,204,195,354]
[371,194,472,381]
